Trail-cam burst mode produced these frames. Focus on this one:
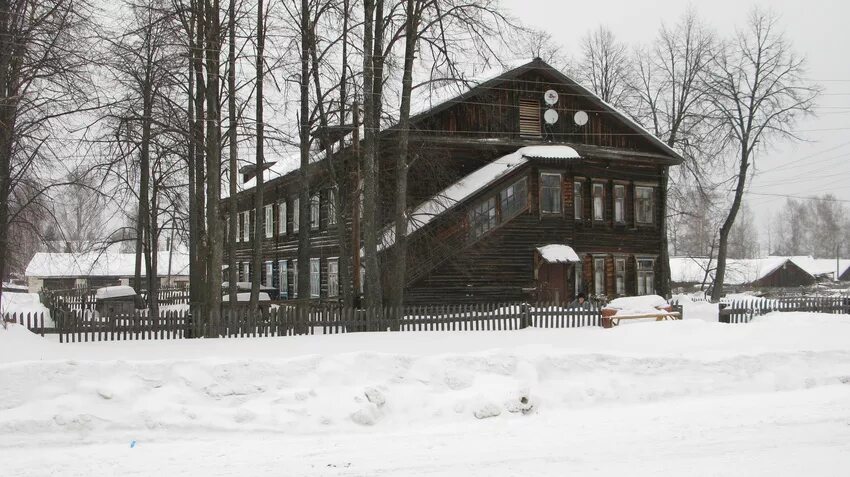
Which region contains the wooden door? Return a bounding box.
[539,262,568,303]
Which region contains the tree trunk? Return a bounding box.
[657,167,672,297]
[204,0,223,333]
[297,0,311,301]
[711,148,750,302]
[192,0,208,312]
[226,0,238,305]
[250,0,266,309]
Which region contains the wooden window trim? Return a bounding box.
[613,184,626,225]
[635,186,655,226]
[592,181,606,222]
[539,171,563,216]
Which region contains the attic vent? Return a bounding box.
[519,98,541,137]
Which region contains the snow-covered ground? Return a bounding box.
[2,306,850,476]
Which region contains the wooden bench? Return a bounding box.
[602,311,682,328]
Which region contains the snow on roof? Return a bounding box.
[788,256,850,280]
[95,286,137,300]
[536,245,580,263]
[25,248,190,278]
[377,145,580,251]
[669,256,811,286]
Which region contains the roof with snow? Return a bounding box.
[94,286,137,300]
[788,256,850,281]
[377,146,580,251]
[25,248,190,278]
[669,256,816,286]
[536,245,581,263]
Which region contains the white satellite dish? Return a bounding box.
[574,110,589,126]
[543,89,559,105]
[544,109,559,125]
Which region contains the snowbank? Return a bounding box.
[0,292,53,326]
[605,295,670,315]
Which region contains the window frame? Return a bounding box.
[242,211,250,242]
[637,257,656,295]
[292,197,300,232]
[615,258,626,296]
[573,180,583,221]
[468,196,497,239]
[278,260,288,299]
[264,204,274,238]
[264,260,273,288]
[635,186,655,225]
[613,184,626,224]
[309,257,321,298]
[327,257,339,298]
[310,193,320,230]
[242,261,250,282]
[500,176,529,221]
[539,172,563,215]
[291,259,298,296]
[592,182,605,222]
[593,257,606,296]
[328,188,337,225]
[574,261,583,296]
[278,200,287,236]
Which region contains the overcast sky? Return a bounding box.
[502,0,850,234]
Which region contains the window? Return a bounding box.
[278,200,287,235]
[292,259,298,296]
[242,261,250,282]
[264,261,273,288]
[614,185,625,224]
[327,258,339,297]
[500,177,528,220]
[635,187,654,224]
[469,197,497,239]
[278,260,288,299]
[594,257,606,296]
[519,98,541,137]
[310,193,320,230]
[540,173,562,214]
[264,204,273,238]
[328,189,337,225]
[615,258,626,295]
[574,181,583,220]
[292,197,300,232]
[574,261,583,296]
[241,211,250,242]
[637,258,655,295]
[592,183,605,221]
[310,258,320,298]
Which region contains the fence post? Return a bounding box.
[520,303,530,329]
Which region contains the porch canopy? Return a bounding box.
[536,244,581,264]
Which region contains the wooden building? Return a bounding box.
[669,256,817,291]
[225,59,683,304]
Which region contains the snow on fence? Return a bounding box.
[8,302,605,343]
[719,296,850,324]
[1,312,49,336]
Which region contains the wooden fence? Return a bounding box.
[720,296,850,324]
[41,287,190,313]
[3,302,603,343]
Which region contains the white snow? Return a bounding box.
[0,292,53,327]
[94,285,137,300]
[536,244,581,263]
[669,256,802,285]
[605,294,671,316]
[221,292,271,302]
[2,311,850,475]
[26,246,190,278]
[789,256,850,281]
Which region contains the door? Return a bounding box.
[539,262,568,303]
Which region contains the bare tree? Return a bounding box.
[578,25,631,107]
[707,9,818,301]
[250,0,269,308]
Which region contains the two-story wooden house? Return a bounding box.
[225,58,683,304]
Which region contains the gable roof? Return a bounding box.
[26,249,190,278]
[788,256,850,280]
[669,256,814,286]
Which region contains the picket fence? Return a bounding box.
[3,302,604,343]
[720,296,850,324]
[41,287,190,313]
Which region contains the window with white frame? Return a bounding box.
[574,261,583,296]
[327,258,339,297]
[264,261,273,288]
[292,259,298,296]
[242,261,250,282]
[278,200,287,235]
[278,260,288,299]
[574,181,583,220]
[328,189,337,225]
[594,257,606,296]
[500,177,528,220]
[264,204,273,238]
[292,198,300,232]
[635,186,654,224]
[592,183,605,221]
[615,258,626,295]
[637,258,655,295]
[310,193,320,230]
[242,211,250,242]
[540,173,562,214]
[310,258,320,297]
[469,197,497,239]
[614,185,625,223]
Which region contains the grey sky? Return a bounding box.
[502,0,850,233]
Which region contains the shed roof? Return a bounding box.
[25,248,190,279]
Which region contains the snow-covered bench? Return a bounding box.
[601,295,682,328]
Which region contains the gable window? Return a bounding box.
[518,98,541,137]
[614,185,625,224]
[278,260,288,299]
[264,261,273,288]
[500,177,528,220]
[310,193,320,230]
[292,259,298,296]
[292,197,300,232]
[469,197,497,239]
[615,258,626,295]
[574,181,583,220]
[540,173,562,214]
[264,204,273,238]
[328,188,337,225]
[637,258,655,295]
[278,200,287,235]
[635,186,654,224]
[594,257,606,296]
[592,183,605,221]
[327,258,339,297]
[310,258,320,298]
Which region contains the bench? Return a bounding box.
[602,311,682,328]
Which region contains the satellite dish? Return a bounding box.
[544,109,559,125]
[574,110,589,127]
[543,89,559,105]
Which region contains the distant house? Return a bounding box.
[670,256,816,291]
[788,256,850,282]
[25,248,190,292]
[224,58,683,304]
